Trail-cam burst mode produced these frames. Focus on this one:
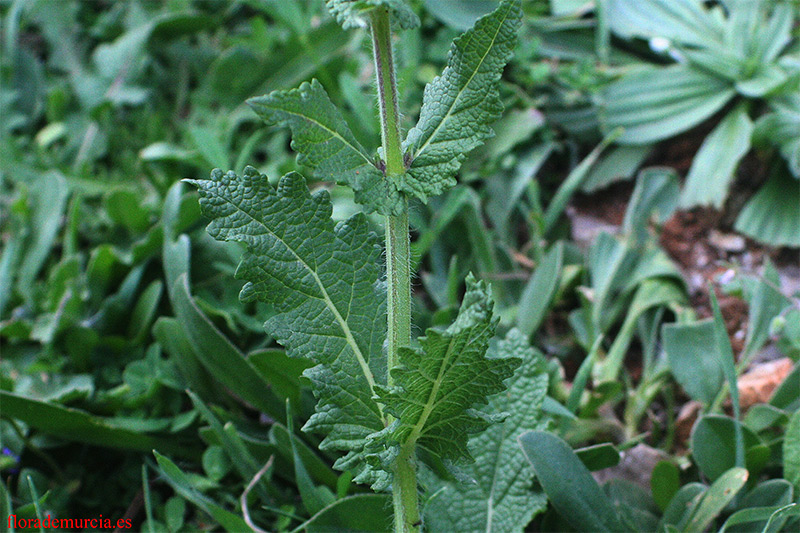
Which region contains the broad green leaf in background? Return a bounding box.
[325,0,420,30]
[710,287,746,470]
[742,260,791,362]
[785,409,800,492]
[691,415,763,482]
[15,172,69,298]
[622,167,680,244]
[681,105,754,208]
[378,276,518,461]
[756,94,800,177]
[575,443,621,472]
[607,0,724,48]
[581,144,652,192]
[248,79,401,215]
[770,361,800,412]
[651,461,681,512]
[663,319,725,406]
[601,64,735,144]
[519,430,628,532]
[269,423,339,491]
[422,0,497,30]
[248,349,311,406]
[423,330,548,533]
[190,167,388,487]
[402,0,522,201]
[735,166,800,247]
[187,392,275,503]
[515,242,563,338]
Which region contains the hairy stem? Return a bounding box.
[370,8,418,533]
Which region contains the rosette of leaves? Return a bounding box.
[190,1,550,531]
[599,0,800,246]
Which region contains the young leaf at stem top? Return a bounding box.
[326,0,419,30]
[401,0,522,202]
[188,167,390,488]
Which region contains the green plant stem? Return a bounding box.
[370,8,418,533]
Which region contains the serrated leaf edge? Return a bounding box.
[187,169,382,406]
[408,0,519,163]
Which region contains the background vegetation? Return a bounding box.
[2,0,799,531]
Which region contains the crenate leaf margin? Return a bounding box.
[401,0,523,202]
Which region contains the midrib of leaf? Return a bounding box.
[263,103,376,169]
[226,195,381,407]
[410,4,510,161]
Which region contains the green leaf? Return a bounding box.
[597,278,685,382]
[622,167,680,244]
[293,494,393,532]
[651,461,681,512]
[681,105,753,208]
[422,0,497,30]
[581,144,652,193]
[608,0,724,48]
[401,0,522,201]
[721,504,800,533]
[187,392,275,503]
[601,64,735,144]
[575,443,621,471]
[691,415,761,482]
[423,329,549,533]
[735,164,800,247]
[663,319,725,406]
[542,129,620,234]
[742,260,791,361]
[379,275,518,461]
[770,360,800,411]
[785,409,800,493]
[16,171,70,298]
[710,287,745,469]
[190,167,388,487]
[755,95,800,178]
[325,0,419,30]
[515,242,563,338]
[659,483,706,532]
[248,349,311,405]
[248,79,401,215]
[519,430,628,532]
[169,272,284,422]
[683,467,748,533]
